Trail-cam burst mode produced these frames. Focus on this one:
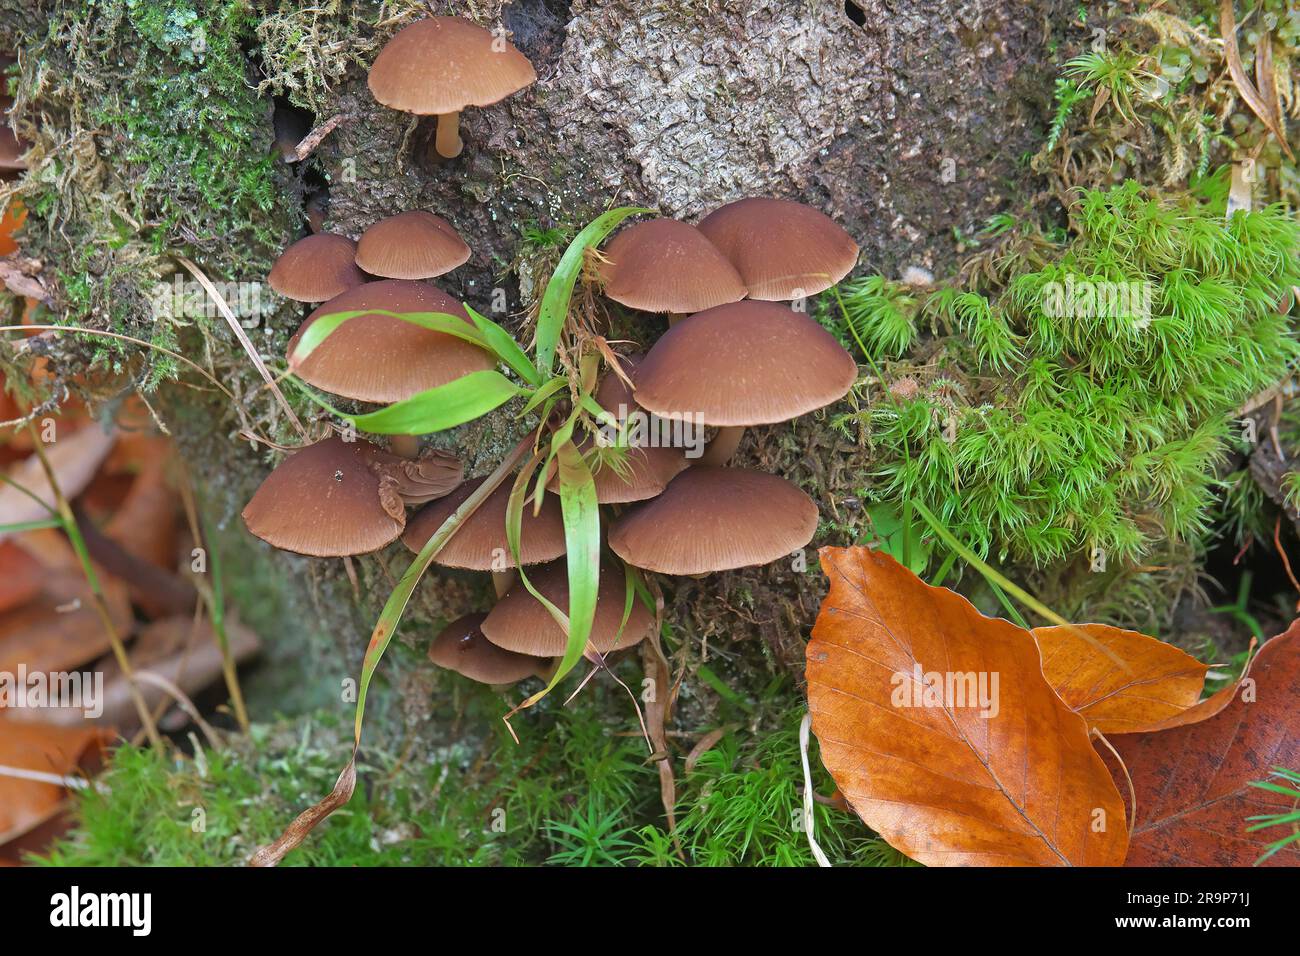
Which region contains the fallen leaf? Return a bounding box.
[806,547,1129,866]
[1118,640,1261,735]
[0,532,132,676]
[18,615,262,732]
[0,582,132,676]
[0,256,47,302]
[0,718,112,849]
[0,424,116,538]
[104,460,179,571]
[75,502,195,620]
[1034,624,1208,734]
[0,541,41,613]
[0,200,23,257]
[1104,621,1300,866]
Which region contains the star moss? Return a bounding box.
[830,176,1300,567]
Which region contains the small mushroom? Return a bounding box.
[697,197,859,301]
[429,613,548,685]
[549,354,686,502]
[402,475,566,572]
[608,466,818,575]
[632,300,857,465]
[304,188,329,234]
[598,218,746,323]
[355,210,471,280]
[286,279,495,404]
[480,559,653,658]
[591,352,645,428]
[241,436,461,557]
[271,100,313,163]
[367,17,536,160]
[0,58,30,178]
[0,121,27,177]
[268,233,368,303]
[548,442,687,505]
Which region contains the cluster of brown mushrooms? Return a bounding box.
[241,17,862,690]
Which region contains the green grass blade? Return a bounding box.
[503,455,564,618]
[353,440,531,740]
[200,512,249,732]
[930,549,958,588]
[502,457,582,659]
[294,370,525,435]
[463,304,542,386]
[288,309,489,366]
[535,206,652,375]
[610,560,637,653]
[0,518,65,533]
[697,664,753,712]
[518,375,568,417]
[520,440,601,708]
[910,499,1127,668]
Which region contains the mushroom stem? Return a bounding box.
[389,434,420,459]
[534,657,560,682]
[697,426,745,467]
[434,111,464,158]
[667,312,687,326]
[492,569,516,598]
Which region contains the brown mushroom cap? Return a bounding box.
[402,475,566,570]
[555,354,686,502]
[355,211,471,280]
[593,354,642,423]
[287,279,495,404]
[241,436,406,557]
[597,219,746,314]
[608,467,818,575]
[481,559,653,657]
[429,612,546,684]
[547,442,687,504]
[697,197,858,300]
[632,301,857,427]
[268,233,368,303]
[0,123,27,174]
[367,17,537,116]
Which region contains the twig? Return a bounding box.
[177,465,250,733]
[25,421,163,749]
[174,256,308,441]
[131,671,222,750]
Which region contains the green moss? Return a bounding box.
[39,697,906,867]
[80,0,287,250]
[672,711,912,867]
[828,178,1300,568]
[12,0,299,392]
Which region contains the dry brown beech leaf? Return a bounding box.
[1103,621,1300,866]
[1033,624,1208,734]
[0,719,112,848]
[1121,639,1261,735]
[806,547,1129,866]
